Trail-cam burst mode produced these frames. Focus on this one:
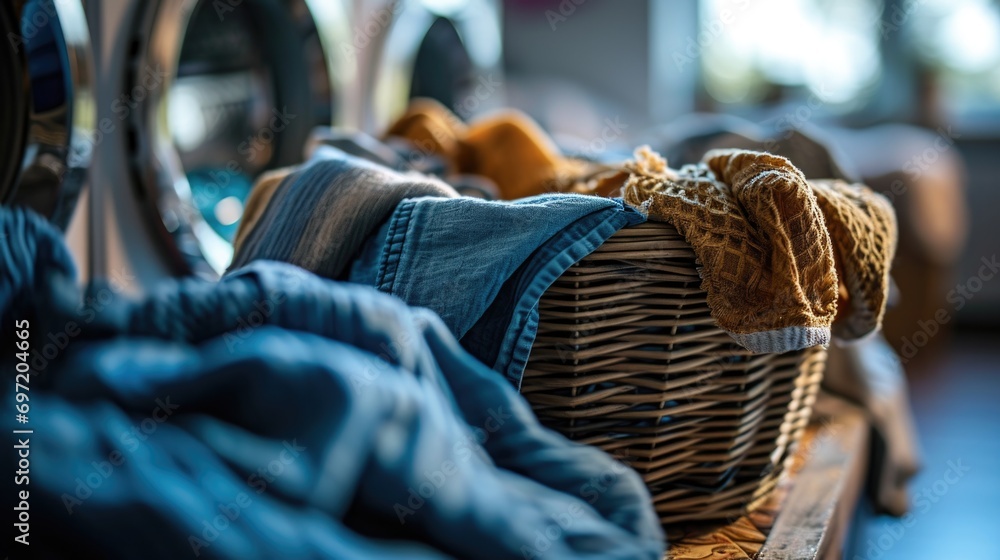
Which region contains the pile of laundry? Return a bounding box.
[235,99,898,362]
[0,208,663,559]
[1,97,913,558]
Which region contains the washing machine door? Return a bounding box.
[127,0,347,277]
[0,0,93,229]
[356,0,503,133]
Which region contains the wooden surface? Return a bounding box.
[665,398,869,560]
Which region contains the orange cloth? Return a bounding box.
[385,99,599,200]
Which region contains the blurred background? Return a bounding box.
[500,2,999,557]
[502,0,998,328]
[2,0,998,557]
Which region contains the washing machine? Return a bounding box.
[1,0,95,278]
[6,0,491,290]
[348,0,504,134]
[88,0,350,289]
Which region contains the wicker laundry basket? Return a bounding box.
[522,222,827,526]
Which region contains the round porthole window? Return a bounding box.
[0,0,94,229]
[128,0,345,276]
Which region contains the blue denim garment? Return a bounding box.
[349,194,646,388]
[1,207,664,560]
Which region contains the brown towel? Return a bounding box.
[810,179,897,340]
[620,147,896,353]
[386,99,600,199]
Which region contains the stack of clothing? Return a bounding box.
[1,207,664,559]
[229,145,645,387]
[229,101,916,517]
[234,101,897,359]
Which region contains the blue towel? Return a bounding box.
[1,207,664,559]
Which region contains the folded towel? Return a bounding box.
[619,147,896,353]
[230,146,459,279]
[386,98,601,199]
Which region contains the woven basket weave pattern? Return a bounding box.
[522,222,826,525]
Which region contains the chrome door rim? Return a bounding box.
[1,0,94,229]
[127,0,346,277]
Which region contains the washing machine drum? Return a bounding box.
[0,0,93,229]
[130,0,336,276]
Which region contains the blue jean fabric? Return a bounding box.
[349,194,646,387]
[1,208,663,559]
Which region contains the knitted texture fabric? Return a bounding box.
[810,178,898,339]
[621,147,895,353]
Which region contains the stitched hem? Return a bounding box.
[375,200,417,294]
[728,326,829,354]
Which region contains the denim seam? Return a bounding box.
[375,200,416,294]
